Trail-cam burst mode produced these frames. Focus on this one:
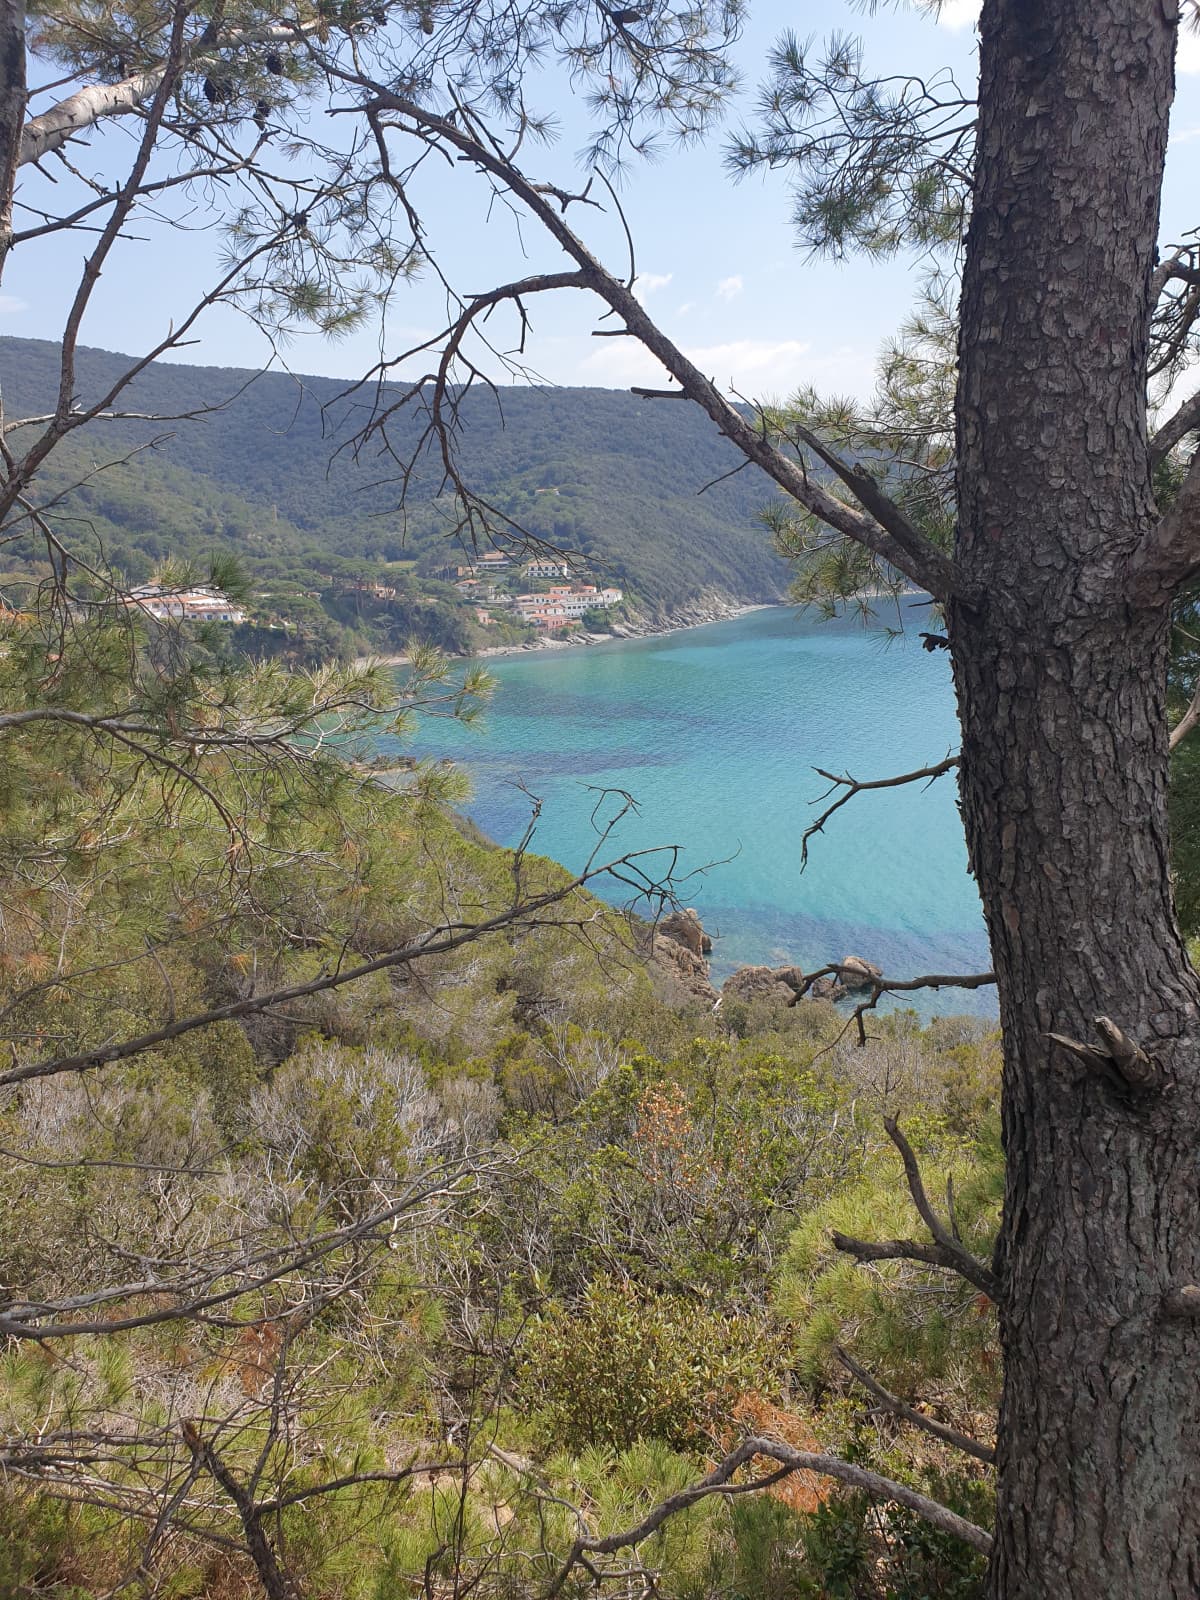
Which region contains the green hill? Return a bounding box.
[1,337,792,638]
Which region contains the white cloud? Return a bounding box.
[684,339,815,396]
[936,0,980,30]
[676,301,695,317]
[1180,24,1200,74]
[1175,124,1200,142]
[577,340,679,389]
[716,275,744,302]
[0,294,27,316]
[578,334,856,399]
[633,272,672,303]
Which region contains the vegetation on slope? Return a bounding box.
[0,600,1003,1599]
[1,337,792,660]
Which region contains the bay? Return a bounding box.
[393,602,995,1017]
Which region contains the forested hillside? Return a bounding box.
[1,337,791,622]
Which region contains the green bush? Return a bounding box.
[518,1276,778,1453]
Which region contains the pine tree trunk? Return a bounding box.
[953,2,1200,1593]
[0,0,25,275]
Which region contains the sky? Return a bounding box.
[6,0,1200,404]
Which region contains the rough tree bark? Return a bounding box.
[954,2,1200,1593]
[0,0,24,272]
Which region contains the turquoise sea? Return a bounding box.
[394,602,995,1017]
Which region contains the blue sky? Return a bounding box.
[6,0,1200,404]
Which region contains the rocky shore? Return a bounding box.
[372,594,779,670]
[646,906,882,1013]
[474,594,777,662]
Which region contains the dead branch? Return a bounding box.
[0,841,683,1090]
[1150,388,1200,468]
[331,263,592,555]
[0,1155,474,1339]
[1149,238,1200,385]
[256,1461,454,1514]
[834,1345,995,1465]
[801,754,960,868]
[782,417,956,587]
[1170,672,1200,751]
[328,72,971,604]
[546,1434,992,1595]
[831,1118,998,1299]
[182,1422,299,1600]
[790,964,996,1051]
[1128,439,1200,603]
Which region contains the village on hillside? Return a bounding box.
[97,554,627,662]
[444,550,624,631]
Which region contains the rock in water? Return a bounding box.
[658,907,711,957]
[838,955,883,990]
[647,907,717,1004]
[651,934,718,1005]
[720,964,807,1007]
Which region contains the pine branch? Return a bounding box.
[18,18,325,168]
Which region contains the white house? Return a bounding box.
[127,584,248,623]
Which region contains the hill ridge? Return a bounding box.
[2,335,792,654]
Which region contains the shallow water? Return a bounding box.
[392,603,995,1017]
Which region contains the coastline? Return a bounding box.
[371,598,781,669]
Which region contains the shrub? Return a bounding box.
[518,1276,779,1453]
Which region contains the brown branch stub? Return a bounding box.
[1163,1285,1200,1319]
[1045,1015,1164,1093]
[1092,1016,1162,1089]
[834,1345,995,1465]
